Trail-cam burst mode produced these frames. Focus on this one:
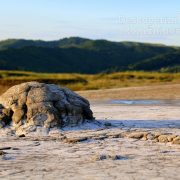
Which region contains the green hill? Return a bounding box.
[0,37,179,73]
[131,51,180,71]
[0,37,91,50]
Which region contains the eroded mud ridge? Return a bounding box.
[0,82,94,135]
[60,129,180,145]
[16,127,178,145]
[1,123,179,145]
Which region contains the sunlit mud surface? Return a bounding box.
[0,101,180,180]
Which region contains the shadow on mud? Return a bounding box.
[99,119,180,129]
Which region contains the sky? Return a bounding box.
[0,0,180,45]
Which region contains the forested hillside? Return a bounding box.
[0,37,179,73]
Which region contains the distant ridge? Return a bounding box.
[0,37,179,73]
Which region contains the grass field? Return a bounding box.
[0,70,180,95]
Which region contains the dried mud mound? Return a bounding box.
[0,82,94,135]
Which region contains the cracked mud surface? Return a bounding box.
[0,102,180,180]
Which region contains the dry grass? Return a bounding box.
[0,70,180,96]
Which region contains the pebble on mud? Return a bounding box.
[0,150,7,156]
[92,154,126,161]
[127,132,147,139]
[172,136,180,145]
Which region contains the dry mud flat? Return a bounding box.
[0,102,180,180]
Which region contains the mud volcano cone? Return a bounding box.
[0,82,94,134]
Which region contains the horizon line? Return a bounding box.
[0,36,179,47]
